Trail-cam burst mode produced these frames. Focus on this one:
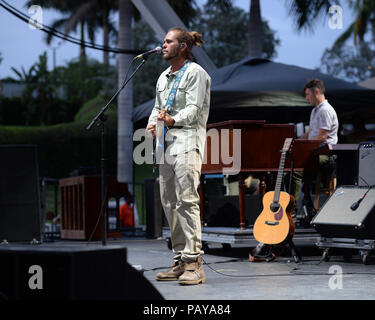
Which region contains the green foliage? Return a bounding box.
[0,96,27,125]
[191,2,280,67]
[2,53,116,126]
[54,57,117,120]
[10,52,61,125]
[320,41,375,82]
[132,19,169,107]
[0,116,117,179]
[74,95,117,122]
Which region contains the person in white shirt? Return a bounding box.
[293,79,339,222]
[302,79,338,144]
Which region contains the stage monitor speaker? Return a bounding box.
[0,244,163,300]
[311,185,375,239]
[358,141,375,187]
[0,145,42,242]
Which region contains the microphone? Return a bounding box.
[350,178,373,211]
[135,46,162,59]
[350,197,363,211]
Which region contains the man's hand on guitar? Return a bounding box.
[157,110,175,127]
[146,123,156,139]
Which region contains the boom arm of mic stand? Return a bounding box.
[85,57,148,246]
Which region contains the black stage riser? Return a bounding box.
[0,145,42,242]
[0,245,163,300]
[312,186,375,239]
[205,195,262,227]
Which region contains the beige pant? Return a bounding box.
[159,149,203,262]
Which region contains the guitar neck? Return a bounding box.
[273,151,287,204]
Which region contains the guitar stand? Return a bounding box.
[249,243,276,262]
[287,240,301,263]
[250,241,301,263]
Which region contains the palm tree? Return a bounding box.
[333,0,375,47]
[11,64,37,125]
[248,0,263,57]
[24,0,117,63]
[24,0,88,60]
[286,0,375,48]
[57,0,118,64]
[117,0,133,184]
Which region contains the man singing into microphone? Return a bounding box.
[146,27,211,285]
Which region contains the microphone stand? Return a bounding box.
[86,57,149,246]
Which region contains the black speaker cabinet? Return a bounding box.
[311,186,375,239]
[358,141,375,187]
[145,178,164,238]
[0,145,42,242]
[0,244,163,300]
[205,195,263,227]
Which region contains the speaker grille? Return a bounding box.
[0,145,41,242]
[359,142,375,187]
[312,186,375,239]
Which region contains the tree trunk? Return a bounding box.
[117,0,133,185]
[103,7,109,65]
[79,19,86,60]
[248,0,263,57]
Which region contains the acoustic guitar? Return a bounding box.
[153,109,168,172]
[253,138,295,245]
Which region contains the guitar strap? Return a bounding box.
[164,60,191,114]
[154,61,191,170]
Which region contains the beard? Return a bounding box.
[163,47,180,61]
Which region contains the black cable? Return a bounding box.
[86,185,109,244]
[0,0,142,55]
[202,257,299,278]
[201,257,375,278]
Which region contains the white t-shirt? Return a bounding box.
[308,100,338,144]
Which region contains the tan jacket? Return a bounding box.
[147,62,211,158]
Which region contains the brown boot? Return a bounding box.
[178,256,205,285]
[155,260,185,281]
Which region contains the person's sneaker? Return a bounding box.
[155,260,185,281]
[178,256,205,285]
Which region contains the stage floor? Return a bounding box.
[3,234,375,301]
[121,237,375,300]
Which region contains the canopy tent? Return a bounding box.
[359,77,375,90]
[133,57,375,127]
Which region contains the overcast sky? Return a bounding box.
[0,0,355,79]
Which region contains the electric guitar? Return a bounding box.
[253,138,295,245]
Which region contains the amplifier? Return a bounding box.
[358,141,375,187]
[312,186,375,239]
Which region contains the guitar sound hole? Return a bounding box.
[270,202,280,213]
